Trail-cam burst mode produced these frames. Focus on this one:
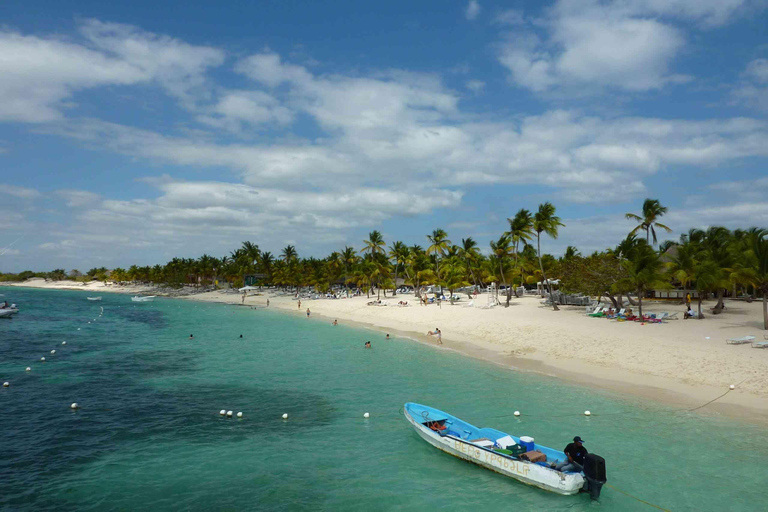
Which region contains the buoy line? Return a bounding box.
[605,483,671,511]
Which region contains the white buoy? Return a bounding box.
[41,357,46,362]
[26,367,31,372]
[88,322,91,324]
[71,403,78,409]
[227,410,233,417]
[51,350,56,354]
[219,409,226,416]
[363,412,370,418]
[3,382,8,387]
[237,412,243,418]
[62,341,67,345]
[729,384,735,390]
[282,413,288,419]
[77,328,81,331]
[513,411,520,417]
[584,410,591,416]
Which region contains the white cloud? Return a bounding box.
[0,20,223,123]
[732,58,768,112]
[497,0,691,93]
[55,189,101,207]
[196,90,294,132]
[494,9,525,26]
[466,80,485,93]
[708,176,768,201]
[0,184,41,199]
[465,1,481,20]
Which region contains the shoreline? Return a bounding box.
[4,280,768,425]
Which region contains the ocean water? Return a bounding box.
[0,286,765,511]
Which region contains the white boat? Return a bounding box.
[0,309,14,318]
[131,296,156,302]
[404,402,606,498]
[87,296,102,301]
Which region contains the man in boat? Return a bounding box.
[553,436,588,473]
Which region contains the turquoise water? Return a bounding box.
[0,286,765,511]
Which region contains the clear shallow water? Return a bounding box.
[0,286,765,511]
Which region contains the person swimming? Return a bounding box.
[364,341,372,348]
[189,334,194,339]
[332,319,338,326]
[239,334,243,338]
[386,334,390,339]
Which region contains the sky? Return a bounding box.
[1,0,768,272]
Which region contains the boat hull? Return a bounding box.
[87,297,102,301]
[131,296,155,302]
[404,405,584,496]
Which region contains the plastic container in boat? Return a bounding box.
[519,436,535,451]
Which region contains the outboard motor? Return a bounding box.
[582,453,607,500]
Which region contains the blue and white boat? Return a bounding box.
[404,402,596,496]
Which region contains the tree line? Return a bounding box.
[2,199,767,329]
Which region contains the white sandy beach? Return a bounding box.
[6,279,768,422]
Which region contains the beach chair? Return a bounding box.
[662,312,679,321]
[650,312,667,323]
[751,341,768,349]
[726,336,755,345]
[588,307,607,317]
[463,300,474,308]
[586,305,601,315]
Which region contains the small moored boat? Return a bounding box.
[404,402,606,499]
[0,303,19,317]
[87,296,102,301]
[131,296,156,302]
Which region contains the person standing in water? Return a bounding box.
[306,308,310,318]
[266,299,270,307]
[332,319,338,326]
[298,299,301,309]
[427,328,442,344]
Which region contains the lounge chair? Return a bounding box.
[752,341,768,349]
[726,336,756,345]
[662,312,679,321]
[588,307,607,317]
[463,300,474,308]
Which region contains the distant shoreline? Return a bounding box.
[5,279,768,425]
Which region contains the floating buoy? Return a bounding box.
[282,413,288,419]
[513,411,520,417]
[26,367,31,372]
[51,350,56,354]
[41,357,46,362]
[77,328,80,331]
[729,384,735,390]
[88,322,91,324]
[227,410,233,417]
[71,403,79,409]
[237,412,243,418]
[363,412,370,418]
[62,341,67,345]
[219,410,226,416]
[3,382,8,387]
[584,410,591,416]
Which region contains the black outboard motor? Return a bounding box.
[582,453,607,500]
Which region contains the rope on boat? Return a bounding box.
[605,483,671,512]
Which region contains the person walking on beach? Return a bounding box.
[266,299,270,307]
[298,300,301,309]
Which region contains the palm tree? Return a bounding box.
[388,241,408,296]
[666,242,696,305]
[562,246,581,261]
[281,245,298,263]
[533,202,564,310]
[426,229,451,292]
[458,237,481,287]
[507,209,534,295]
[361,230,386,256]
[625,198,672,245]
[490,235,513,306]
[618,241,668,318]
[338,246,357,294]
[742,229,768,329]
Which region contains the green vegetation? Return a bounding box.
[3,199,767,329]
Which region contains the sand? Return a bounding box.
[6,279,768,423]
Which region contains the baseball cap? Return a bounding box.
[573,436,585,443]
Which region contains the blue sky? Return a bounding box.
[1,0,768,272]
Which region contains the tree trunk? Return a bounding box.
[393,266,398,296]
[607,294,619,309]
[697,294,703,319]
[626,295,638,306]
[537,234,558,311]
[638,289,643,318]
[763,292,767,330]
[616,294,624,308]
[713,289,724,313]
